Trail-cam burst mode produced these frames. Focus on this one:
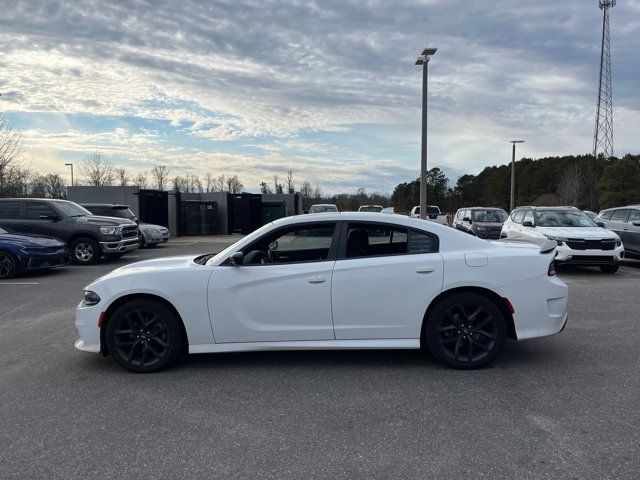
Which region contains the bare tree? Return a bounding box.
[0,114,26,197]
[214,175,226,192]
[115,167,129,186]
[204,172,215,193]
[285,169,294,194]
[260,182,272,194]
[134,171,148,189]
[32,173,66,198]
[299,180,313,199]
[151,166,169,190]
[556,162,585,207]
[79,153,114,186]
[226,175,243,194]
[273,175,284,194]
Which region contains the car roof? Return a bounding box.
[458,207,505,211]
[82,203,130,208]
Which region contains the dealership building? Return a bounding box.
[67,186,302,236]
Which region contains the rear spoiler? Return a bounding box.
[494,237,558,254]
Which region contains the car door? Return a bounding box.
[606,209,629,245]
[623,209,640,254]
[24,201,62,238]
[208,222,339,343]
[0,200,26,233]
[331,221,443,339]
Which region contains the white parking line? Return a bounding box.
[0,282,39,285]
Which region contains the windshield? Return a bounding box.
[109,208,137,220]
[535,210,597,228]
[310,205,337,213]
[359,206,383,212]
[414,207,440,215]
[54,201,93,217]
[471,209,508,222]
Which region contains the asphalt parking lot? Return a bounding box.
[1,239,640,479]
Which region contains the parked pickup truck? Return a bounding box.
[0,198,139,265]
[409,205,448,225]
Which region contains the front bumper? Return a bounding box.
[75,303,102,353]
[554,243,624,265]
[20,249,70,270]
[100,237,139,254]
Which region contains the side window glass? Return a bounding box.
[610,209,629,223]
[456,210,463,220]
[513,210,525,224]
[523,210,535,225]
[0,201,22,219]
[409,230,436,254]
[628,210,640,223]
[243,223,335,265]
[346,223,408,258]
[599,210,612,220]
[26,203,56,220]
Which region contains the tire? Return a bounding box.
[71,237,101,265]
[138,233,146,248]
[105,299,183,373]
[600,263,619,273]
[425,292,507,369]
[0,251,18,279]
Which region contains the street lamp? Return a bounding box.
[65,163,74,187]
[509,141,525,212]
[415,48,437,220]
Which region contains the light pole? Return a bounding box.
[509,141,524,212]
[65,163,74,187]
[415,48,437,220]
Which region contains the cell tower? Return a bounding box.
[593,0,615,160]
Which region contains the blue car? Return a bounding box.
[0,226,70,279]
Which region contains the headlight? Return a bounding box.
[21,247,45,253]
[615,236,622,247]
[83,291,101,306]
[100,226,120,235]
[544,234,568,245]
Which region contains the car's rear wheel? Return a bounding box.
[0,251,18,279]
[600,263,619,273]
[71,237,101,264]
[105,299,183,373]
[425,293,507,369]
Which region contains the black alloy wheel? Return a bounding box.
[0,251,18,279]
[425,293,507,369]
[105,299,183,373]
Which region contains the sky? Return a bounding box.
[0,0,639,194]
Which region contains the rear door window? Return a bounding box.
[345,223,408,258]
[0,201,22,219]
[610,209,630,223]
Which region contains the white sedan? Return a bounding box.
[75,212,568,373]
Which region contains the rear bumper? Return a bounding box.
[100,238,139,254]
[498,274,569,340]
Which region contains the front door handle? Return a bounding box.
[416,266,435,274]
[307,275,327,284]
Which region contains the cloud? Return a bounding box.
[0,0,638,193]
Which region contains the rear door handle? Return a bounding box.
[307,275,327,284]
[416,266,435,274]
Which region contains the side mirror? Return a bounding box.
[523,221,534,227]
[596,221,605,228]
[463,216,471,222]
[229,251,244,266]
[40,214,60,221]
[633,221,640,227]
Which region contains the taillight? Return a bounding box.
[548,261,556,276]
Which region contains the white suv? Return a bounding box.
[501,206,624,273]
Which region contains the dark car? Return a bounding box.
[0,226,70,279]
[452,207,508,239]
[596,205,640,259]
[0,199,139,265]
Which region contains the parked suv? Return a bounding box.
[596,205,640,259]
[81,204,170,248]
[409,205,448,225]
[0,199,139,265]
[452,207,508,239]
[501,206,624,273]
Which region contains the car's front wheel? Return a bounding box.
[0,251,18,279]
[425,293,507,369]
[71,237,101,265]
[105,299,183,373]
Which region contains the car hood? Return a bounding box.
[97,255,201,281]
[0,233,65,247]
[535,226,618,239]
[139,223,167,230]
[74,215,136,226]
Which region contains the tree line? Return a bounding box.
[1,114,638,212]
